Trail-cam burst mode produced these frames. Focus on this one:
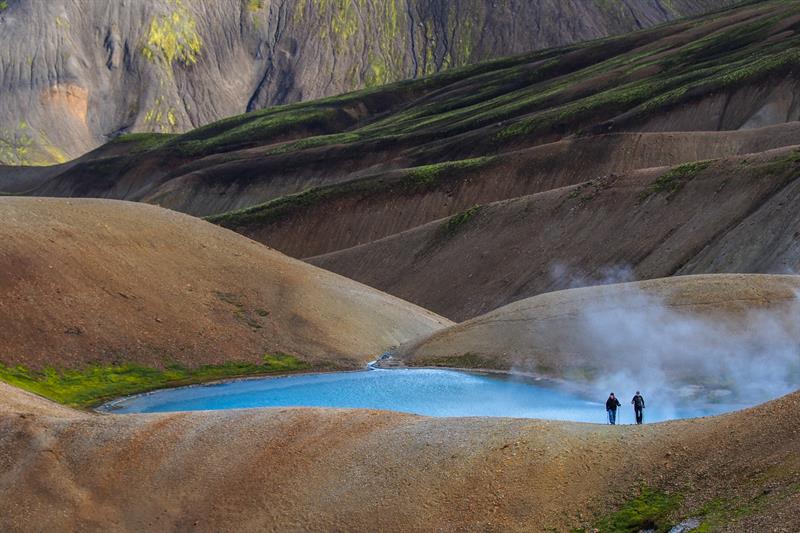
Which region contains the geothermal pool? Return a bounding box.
[102,369,746,422]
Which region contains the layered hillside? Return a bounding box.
[311,146,800,319]
[247,125,800,260]
[0,0,731,165]
[0,197,450,389]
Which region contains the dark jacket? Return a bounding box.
[632,394,645,409]
[606,396,621,410]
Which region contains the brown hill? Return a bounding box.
[1,380,799,531]
[0,197,450,372]
[310,146,800,320]
[395,274,800,392]
[0,0,730,165]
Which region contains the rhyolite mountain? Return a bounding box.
[0,0,736,164]
[3,4,800,529]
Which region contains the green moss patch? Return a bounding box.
[110,132,176,152]
[578,488,681,533]
[413,204,484,257]
[692,464,800,531]
[0,353,310,408]
[141,0,202,67]
[764,148,800,174]
[412,352,508,371]
[206,156,495,229]
[246,0,264,12]
[405,158,494,189]
[175,107,348,156]
[640,160,712,201]
[566,176,613,206]
[442,205,482,235]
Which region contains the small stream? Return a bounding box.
[100,368,747,422]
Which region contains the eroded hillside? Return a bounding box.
[310,146,800,319]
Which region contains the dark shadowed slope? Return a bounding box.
[0,197,450,375]
[311,147,800,320]
[0,0,731,164]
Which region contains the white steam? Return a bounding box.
[550,263,637,290]
[575,282,800,419]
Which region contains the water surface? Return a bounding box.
[103,369,746,422]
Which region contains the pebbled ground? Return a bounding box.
[0,380,798,532]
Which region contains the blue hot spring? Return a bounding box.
[101,368,746,423]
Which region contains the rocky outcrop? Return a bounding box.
[0,0,735,164]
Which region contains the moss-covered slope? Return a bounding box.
[10,1,798,212]
[0,0,731,164]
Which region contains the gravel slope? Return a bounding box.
[1,381,798,532]
[0,197,451,370]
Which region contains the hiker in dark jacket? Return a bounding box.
[606,393,622,425]
[632,391,645,424]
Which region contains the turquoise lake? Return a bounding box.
[102,368,747,422]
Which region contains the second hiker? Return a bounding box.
[632,391,645,424]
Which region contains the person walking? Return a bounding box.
[631,391,645,424]
[606,392,621,425]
